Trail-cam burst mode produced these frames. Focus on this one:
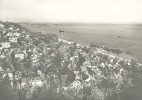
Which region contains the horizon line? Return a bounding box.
[1,19,142,25]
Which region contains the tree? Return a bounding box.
[51,51,63,89]
[23,59,32,77]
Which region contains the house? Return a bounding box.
[9,27,14,31]
[0,54,6,59]
[7,32,21,43]
[15,28,19,32]
[2,28,8,34]
[69,75,83,93]
[31,53,39,63]
[74,74,83,82]
[9,37,18,42]
[31,79,43,87]
[1,42,11,49]
[0,24,4,28]
[0,67,4,72]
[25,34,30,40]
[15,53,25,60]
[21,77,44,88]
[21,30,26,34]
[79,72,89,81]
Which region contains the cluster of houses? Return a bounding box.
[0,21,142,100]
[90,43,123,54]
[0,22,46,88]
[55,35,142,98]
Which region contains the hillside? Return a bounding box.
[0,20,142,100]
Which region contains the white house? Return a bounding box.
[0,67,4,72]
[31,80,43,87]
[0,24,4,28]
[1,42,11,49]
[7,32,21,43]
[15,53,25,60]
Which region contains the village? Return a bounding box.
[0,20,142,100]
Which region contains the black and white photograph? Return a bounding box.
[0,0,142,100]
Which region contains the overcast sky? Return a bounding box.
[0,0,142,23]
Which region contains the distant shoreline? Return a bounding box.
[19,22,142,26]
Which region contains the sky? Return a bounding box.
[0,0,142,23]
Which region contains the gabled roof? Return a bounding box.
[75,75,81,80]
[80,72,89,81]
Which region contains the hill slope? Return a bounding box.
[0,21,142,100]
